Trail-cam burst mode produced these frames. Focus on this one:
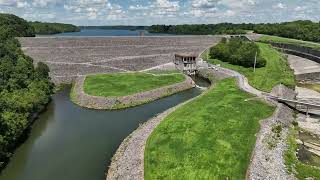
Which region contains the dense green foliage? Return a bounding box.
[254,20,320,43]
[30,22,80,35]
[148,21,320,43]
[210,38,266,68]
[84,73,185,97]
[259,35,320,51]
[0,14,53,170]
[207,43,295,92]
[0,14,35,39]
[145,78,275,179]
[147,23,251,35]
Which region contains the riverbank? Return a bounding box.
[0,98,51,173]
[71,73,195,110]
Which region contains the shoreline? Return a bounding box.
[71,73,195,110]
[0,97,52,173]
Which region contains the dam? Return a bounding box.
[18,36,222,84]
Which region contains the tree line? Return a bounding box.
[0,13,54,170]
[147,23,251,35]
[253,20,320,43]
[30,21,80,35]
[148,21,320,43]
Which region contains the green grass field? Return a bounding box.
[259,35,320,51]
[145,78,275,180]
[83,72,185,97]
[207,43,295,92]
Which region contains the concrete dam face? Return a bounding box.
[19,36,222,84]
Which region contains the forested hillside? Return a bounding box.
[148,21,320,43]
[0,14,35,38]
[0,14,53,170]
[147,23,251,35]
[254,20,320,42]
[30,21,80,35]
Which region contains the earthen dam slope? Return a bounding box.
[18,36,222,84]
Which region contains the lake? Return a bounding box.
[40,29,171,37]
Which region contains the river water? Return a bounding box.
[0,86,204,180]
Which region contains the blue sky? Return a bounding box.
[0,0,319,25]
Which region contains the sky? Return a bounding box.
[0,0,319,25]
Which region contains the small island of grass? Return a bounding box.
[83,72,186,97]
[71,72,195,110]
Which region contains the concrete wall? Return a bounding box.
[269,42,320,63]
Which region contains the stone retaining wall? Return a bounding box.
[269,42,320,57]
[72,74,195,110]
[296,72,320,84]
[267,42,320,63]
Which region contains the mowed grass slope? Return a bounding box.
[83,72,185,97]
[208,43,295,92]
[259,35,320,50]
[145,78,275,179]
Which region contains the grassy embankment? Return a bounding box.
[83,72,186,97]
[285,127,320,179]
[259,35,320,51]
[145,78,275,179]
[206,43,295,92]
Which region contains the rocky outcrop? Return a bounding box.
[72,74,195,110]
[271,84,296,100]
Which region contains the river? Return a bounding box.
[0,86,205,180]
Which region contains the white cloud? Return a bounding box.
[129,5,149,10]
[294,6,306,11]
[218,0,256,9]
[17,1,29,8]
[149,0,180,17]
[192,0,216,9]
[273,3,286,9]
[64,0,126,20]
[32,0,53,7]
